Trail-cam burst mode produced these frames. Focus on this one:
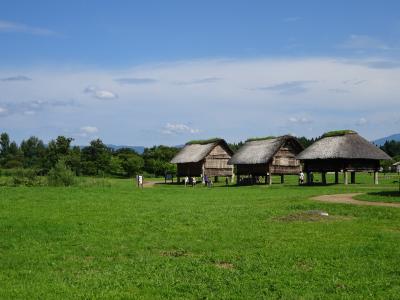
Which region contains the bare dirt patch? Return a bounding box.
[312,193,400,208]
[215,262,234,270]
[277,210,330,222]
[160,249,190,257]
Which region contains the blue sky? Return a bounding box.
[1,1,400,145]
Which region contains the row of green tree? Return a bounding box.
[0,133,179,178]
[1,132,398,177]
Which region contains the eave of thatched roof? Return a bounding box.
[228,135,303,165]
[170,138,232,164]
[296,131,391,160]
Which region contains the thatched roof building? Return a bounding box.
[296,130,391,184]
[171,138,234,178]
[228,135,303,184]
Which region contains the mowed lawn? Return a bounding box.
[1,174,400,299]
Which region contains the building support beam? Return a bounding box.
[214,176,219,183]
[237,174,241,185]
[351,172,356,184]
[280,174,284,184]
[344,172,348,185]
[335,172,339,184]
[268,173,272,185]
[306,172,311,185]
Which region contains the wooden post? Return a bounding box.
[334,171,339,184]
[237,174,241,185]
[306,172,311,185]
[177,177,181,184]
[268,174,272,185]
[264,175,268,185]
[344,172,348,185]
[214,176,219,183]
[374,171,379,185]
[351,172,356,184]
[280,174,284,184]
[322,172,327,185]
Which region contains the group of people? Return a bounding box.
[184,175,215,188]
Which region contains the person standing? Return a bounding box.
[192,177,196,187]
[184,176,189,187]
[299,171,304,185]
[138,175,143,188]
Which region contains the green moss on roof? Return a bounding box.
[186,138,223,145]
[246,136,276,142]
[322,130,357,138]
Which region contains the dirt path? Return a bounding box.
[311,193,400,208]
[142,181,164,188]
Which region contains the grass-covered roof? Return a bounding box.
[322,130,357,138]
[245,136,276,142]
[185,138,223,145]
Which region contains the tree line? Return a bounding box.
[0,132,398,178]
[0,133,179,178]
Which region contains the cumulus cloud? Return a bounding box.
[114,77,157,85]
[80,126,99,134]
[162,123,200,135]
[84,86,118,100]
[288,117,312,124]
[0,20,56,36]
[1,75,32,82]
[2,56,400,144]
[0,106,8,115]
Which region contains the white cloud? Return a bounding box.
[84,86,118,100]
[288,117,312,124]
[355,117,368,126]
[2,56,400,144]
[162,123,200,135]
[0,20,56,36]
[340,35,392,50]
[0,107,7,115]
[80,126,99,134]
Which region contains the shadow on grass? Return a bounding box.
[365,191,400,197]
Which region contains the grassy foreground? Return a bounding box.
[1,174,400,299]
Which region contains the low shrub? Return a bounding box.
[47,160,76,187]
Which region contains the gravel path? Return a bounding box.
[311,193,400,208]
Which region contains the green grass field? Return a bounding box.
[1,174,400,299]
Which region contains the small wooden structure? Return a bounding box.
[228,135,303,185]
[170,138,234,182]
[296,130,391,185]
[393,161,400,173]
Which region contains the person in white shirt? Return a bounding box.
[299,171,304,185]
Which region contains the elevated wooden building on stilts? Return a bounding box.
[170,138,234,182]
[296,130,391,185]
[228,135,303,185]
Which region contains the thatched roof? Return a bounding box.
[170,138,232,164]
[296,131,391,160]
[228,135,303,165]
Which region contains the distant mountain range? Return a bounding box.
[107,144,145,154]
[373,133,400,146]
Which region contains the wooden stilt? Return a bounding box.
[374,171,379,185]
[214,176,219,183]
[322,172,327,185]
[344,172,348,185]
[335,171,339,184]
[237,174,241,185]
[306,172,311,185]
[268,174,272,185]
[280,174,284,184]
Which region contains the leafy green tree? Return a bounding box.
[81,139,111,175]
[45,136,74,171]
[121,155,144,177]
[142,145,179,176]
[20,136,46,169]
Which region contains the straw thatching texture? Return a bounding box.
[171,139,233,164]
[228,135,301,165]
[296,132,391,160]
